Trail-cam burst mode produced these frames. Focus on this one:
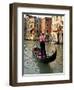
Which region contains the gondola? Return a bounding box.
[32,47,57,64]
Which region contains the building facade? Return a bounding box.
[24,15,64,42]
[51,16,64,43]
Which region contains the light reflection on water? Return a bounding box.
[23,40,63,74]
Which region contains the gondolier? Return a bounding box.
[39,33,46,58]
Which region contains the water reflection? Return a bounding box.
[23,40,63,74]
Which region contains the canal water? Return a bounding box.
[23,40,63,74]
